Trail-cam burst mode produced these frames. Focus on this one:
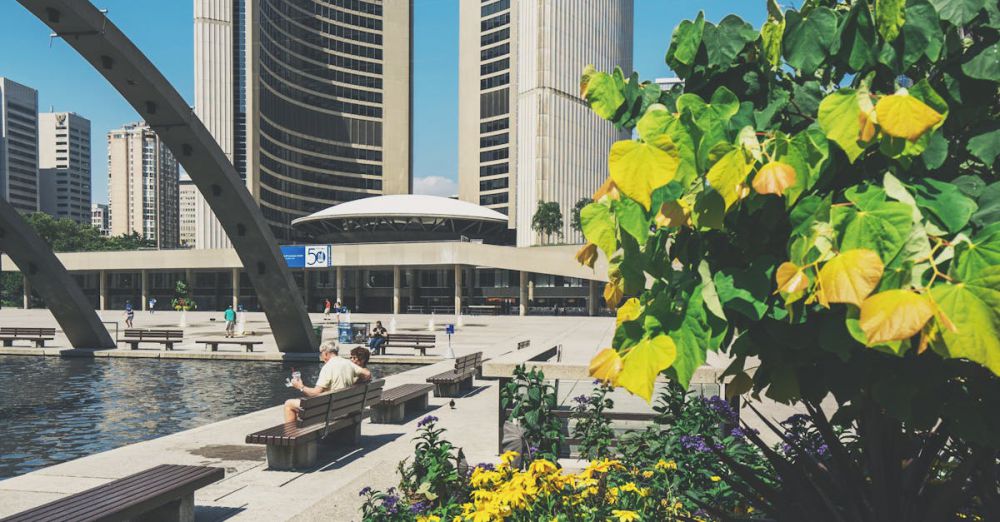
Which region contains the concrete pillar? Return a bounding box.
[407,269,417,310]
[232,268,240,310]
[22,275,30,310]
[140,270,148,311]
[185,268,193,285]
[302,270,309,309]
[354,270,361,311]
[99,270,108,311]
[392,266,401,315]
[335,266,344,305]
[519,271,528,316]
[454,264,462,314]
[587,280,598,316]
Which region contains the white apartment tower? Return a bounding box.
[458,0,633,246]
[107,122,180,248]
[39,112,91,224]
[0,77,39,213]
[193,0,413,245]
[178,176,198,247]
[91,202,109,235]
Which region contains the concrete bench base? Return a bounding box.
[264,422,362,471]
[371,394,429,424]
[142,492,195,522]
[431,376,473,398]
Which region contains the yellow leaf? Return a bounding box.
[604,280,624,309]
[608,137,680,210]
[875,93,943,142]
[593,177,621,202]
[752,161,797,196]
[616,297,641,326]
[617,335,677,402]
[589,348,623,385]
[775,261,809,294]
[706,149,755,210]
[654,201,688,228]
[859,290,935,345]
[575,243,599,268]
[817,249,884,307]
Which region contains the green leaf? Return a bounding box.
[921,130,948,169]
[698,260,726,320]
[834,200,912,263]
[928,0,987,26]
[818,89,868,162]
[581,203,617,259]
[636,105,672,142]
[761,16,786,69]
[693,190,726,230]
[666,12,705,76]
[839,0,879,71]
[584,72,625,121]
[952,223,1000,282]
[930,266,1000,376]
[613,198,650,245]
[706,149,754,210]
[701,15,758,70]
[911,178,978,233]
[876,0,907,41]
[654,287,712,389]
[608,137,680,210]
[967,127,1000,166]
[898,0,944,68]
[790,195,832,237]
[709,86,740,120]
[971,182,1000,228]
[783,7,839,75]
[618,334,677,401]
[714,259,774,321]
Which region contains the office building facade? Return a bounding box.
[179,176,198,247]
[39,112,91,224]
[193,0,413,244]
[457,0,633,245]
[91,203,109,235]
[0,77,39,213]
[107,122,180,248]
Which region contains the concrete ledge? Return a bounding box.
[0,347,440,365]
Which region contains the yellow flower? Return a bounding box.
[416,516,440,522]
[528,459,558,475]
[499,451,519,467]
[619,482,642,495]
[641,470,654,479]
[655,459,677,471]
[582,458,623,478]
[612,509,641,522]
[674,501,684,510]
[710,475,722,482]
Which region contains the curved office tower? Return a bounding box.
[195,0,412,245]
[457,0,633,246]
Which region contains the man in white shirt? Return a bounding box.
[284,342,372,423]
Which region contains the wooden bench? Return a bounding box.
[467,304,501,315]
[0,327,56,347]
[379,333,435,356]
[120,329,184,350]
[426,352,483,398]
[246,379,384,470]
[0,464,223,522]
[197,338,264,352]
[370,383,434,423]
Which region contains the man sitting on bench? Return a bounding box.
[285,342,372,422]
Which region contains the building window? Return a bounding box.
[479,163,509,177]
[480,73,509,90]
[481,13,509,32]
[481,27,509,47]
[481,0,510,17]
[480,192,509,205]
[481,43,509,61]
[480,148,509,162]
[481,58,509,76]
[480,132,508,148]
[480,177,509,191]
[480,118,509,134]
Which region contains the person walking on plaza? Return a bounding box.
[124,300,134,328]
[368,320,388,355]
[285,342,371,423]
[334,300,343,323]
[224,304,237,338]
[148,297,156,314]
[323,298,332,320]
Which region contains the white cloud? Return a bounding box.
[413,176,458,198]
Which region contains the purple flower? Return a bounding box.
[573,394,590,406]
[730,426,759,439]
[703,396,738,423]
[680,434,710,452]
[358,486,372,497]
[418,415,438,428]
[410,500,430,514]
[476,462,496,471]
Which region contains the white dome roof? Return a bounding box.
[291,194,509,226]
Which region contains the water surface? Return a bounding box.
[0,355,417,480]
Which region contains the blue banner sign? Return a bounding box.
[280,245,332,268]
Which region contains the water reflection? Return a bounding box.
[0,355,417,480]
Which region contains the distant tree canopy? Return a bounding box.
[571,197,591,232]
[531,201,564,243]
[20,212,153,252]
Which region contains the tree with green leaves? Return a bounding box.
[531,201,564,244]
[570,197,591,233]
[171,280,197,311]
[21,212,153,252]
[578,0,999,518]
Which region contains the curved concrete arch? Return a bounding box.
[0,199,115,348]
[18,0,317,352]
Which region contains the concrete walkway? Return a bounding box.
[0,312,616,521]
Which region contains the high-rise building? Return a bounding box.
[107,122,180,248]
[0,77,39,213]
[38,112,91,224]
[193,0,413,245]
[457,0,633,246]
[91,202,109,235]
[178,176,198,247]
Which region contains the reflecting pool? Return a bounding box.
[0,355,417,480]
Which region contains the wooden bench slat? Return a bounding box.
[379,383,434,404]
[2,465,222,522]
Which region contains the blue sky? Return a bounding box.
[0,1,763,204]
